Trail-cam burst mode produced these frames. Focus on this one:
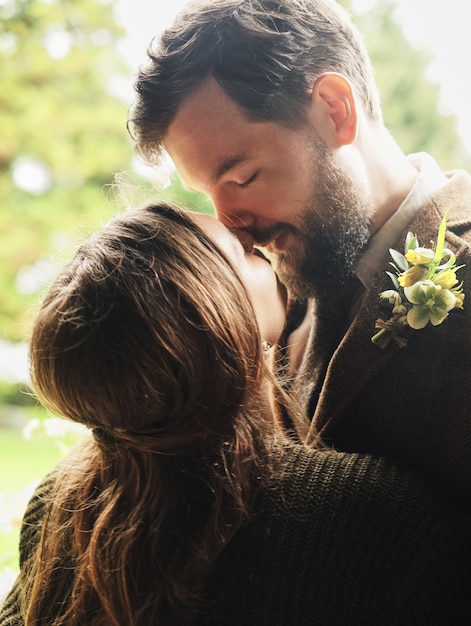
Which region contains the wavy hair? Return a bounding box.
[23,204,302,625]
[129,0,381,165]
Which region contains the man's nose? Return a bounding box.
[212,199,256,250]
[212,192,254,231]
[232,228,255,252]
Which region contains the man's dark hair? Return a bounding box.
[129,0,381,164]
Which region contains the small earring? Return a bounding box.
[262,340,272,352]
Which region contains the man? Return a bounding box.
[129,0,471,506]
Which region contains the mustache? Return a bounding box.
[248,223,300,247]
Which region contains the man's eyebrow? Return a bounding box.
[212,155,248,184]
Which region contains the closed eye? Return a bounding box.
[238,172,258,188]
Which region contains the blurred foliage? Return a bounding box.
[0,0,132,342]
[0,406,87,574]
[0,380,35,408]
[340,0,471,170]
[1,0,470,383]
[0,0,215,349]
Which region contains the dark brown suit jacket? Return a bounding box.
[298,170,471,505]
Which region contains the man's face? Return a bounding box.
[165,79,371,300]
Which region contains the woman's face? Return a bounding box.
[190,212,287,346]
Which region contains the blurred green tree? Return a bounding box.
[339,0,471,170]
[0,0,132,342]
[1,0,470,348]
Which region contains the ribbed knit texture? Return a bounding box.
[2,445,470,625]
[0,473,55,626]
[198,445,471,625]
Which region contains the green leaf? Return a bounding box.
[404,232,417,252]
[385,271,400,289]
[389,248,409,272]
[433,211,450,264]
[436,248,456,270]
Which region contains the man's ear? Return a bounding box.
[307,72,358,147]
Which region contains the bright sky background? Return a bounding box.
[115,0,471,157]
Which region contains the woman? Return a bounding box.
[1,204,470,625]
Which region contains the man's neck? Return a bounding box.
[356,152,448,290]
[360,126,420,234]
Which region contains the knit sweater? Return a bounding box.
[1,444,471,625]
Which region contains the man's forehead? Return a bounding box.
[164,88,258,188]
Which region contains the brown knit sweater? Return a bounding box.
[2,444,471,625]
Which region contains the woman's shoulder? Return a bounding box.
[15,442,89,567]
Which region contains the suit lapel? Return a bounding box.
[306,198,468,443]
[290,275,365,421]
[309,271,401,440]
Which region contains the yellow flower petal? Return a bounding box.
[398,265,428,287]
[405,247,435,266]
[433,269,458,289]
[453,291,465,309]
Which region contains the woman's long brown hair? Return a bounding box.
[23,204,303,625]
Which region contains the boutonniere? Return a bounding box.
[371,212,465,349]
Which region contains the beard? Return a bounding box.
[274,140,372,302]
